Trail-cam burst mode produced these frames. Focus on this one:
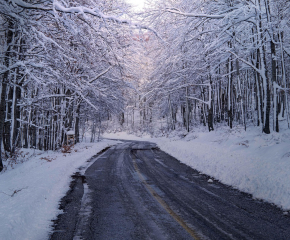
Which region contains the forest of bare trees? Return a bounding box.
[0,0,138,171]
[139,0,290,135]
[1,0,290,171]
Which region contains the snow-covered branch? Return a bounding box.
[9,0,160,39]
[165,8,225,19]
[89,67,112,84]
[273,82,290,92]
[186,96,210,106]
[228,51,262,76]
[53,2,160,37]
[11,0,51,11]
[0,62,26,75]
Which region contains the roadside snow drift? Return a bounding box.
[0,140,118,240]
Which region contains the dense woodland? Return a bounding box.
[140,0,290,134]
[0,0,137,171]
[1,0,290,171]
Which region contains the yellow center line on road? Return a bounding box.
[131,153,202,240]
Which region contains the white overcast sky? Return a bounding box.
[125,0,146,11]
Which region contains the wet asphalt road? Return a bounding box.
[51,141,290,240]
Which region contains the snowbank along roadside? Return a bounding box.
[0,140,118,240]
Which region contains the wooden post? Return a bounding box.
[66,130,75,146]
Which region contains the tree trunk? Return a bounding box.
[75,103,81,143]
[0,22,14,171]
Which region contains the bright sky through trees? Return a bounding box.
[125,0,146,11]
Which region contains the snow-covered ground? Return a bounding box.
[1,125,290,240]
[103,125,290,212]
[0,140,118,240]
